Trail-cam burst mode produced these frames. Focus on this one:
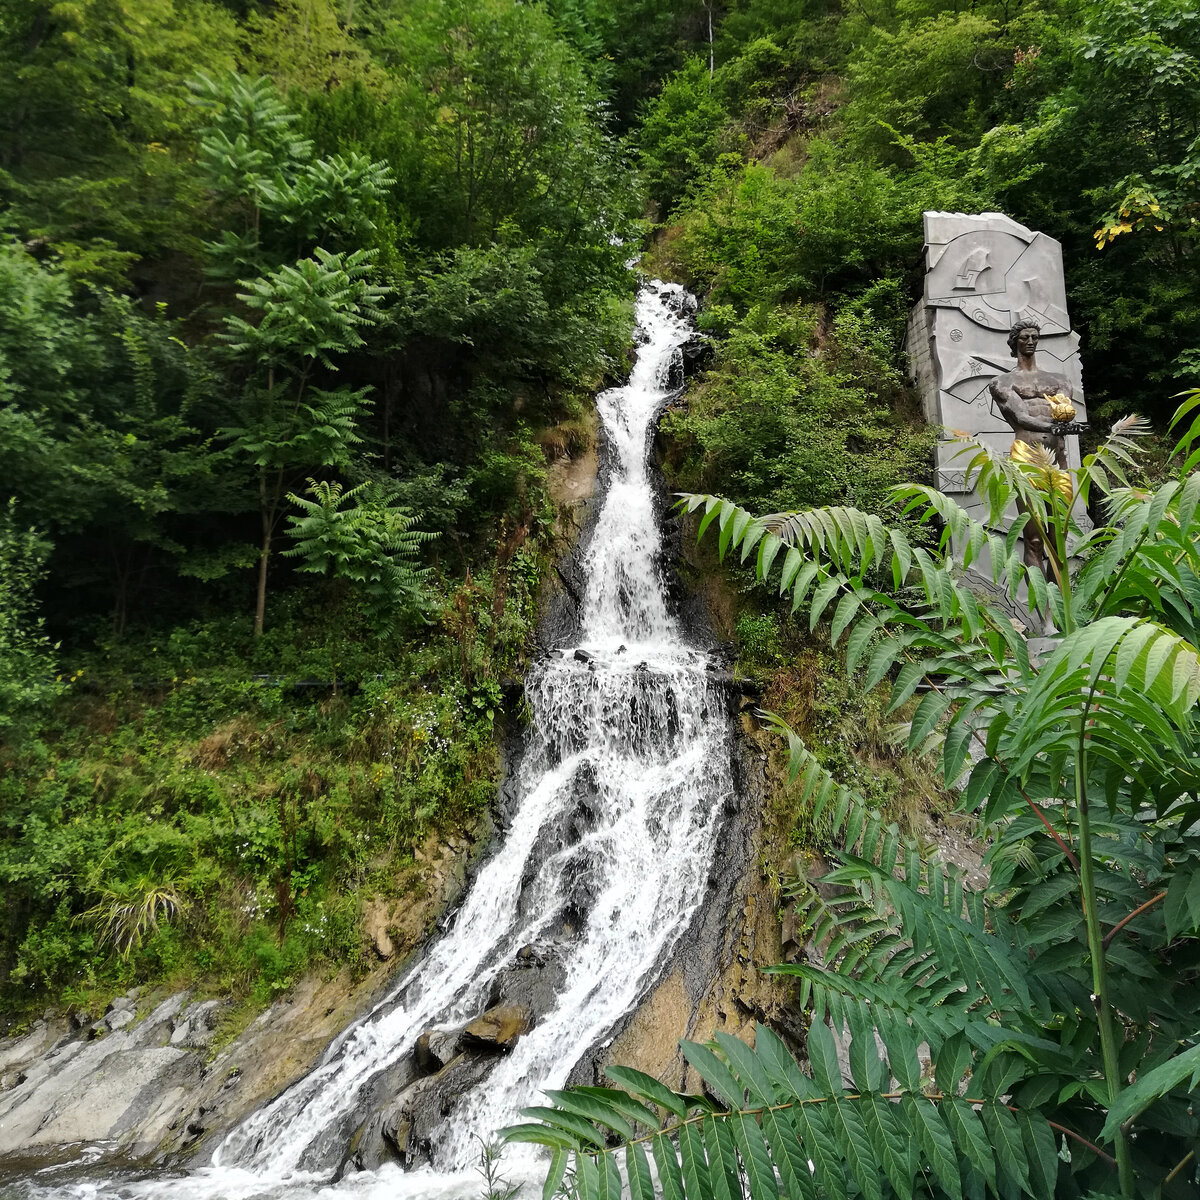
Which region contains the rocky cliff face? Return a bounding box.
[0,825,489,1175]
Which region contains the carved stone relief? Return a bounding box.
[906,211,1088,518]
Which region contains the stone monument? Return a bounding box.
[906,211,1089,529]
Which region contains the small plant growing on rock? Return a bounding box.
[83,878,187,959]
[473,1135,521,1200]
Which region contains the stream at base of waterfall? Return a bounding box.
[8,282,737,1200]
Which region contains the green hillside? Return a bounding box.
[1,0,1196,1040]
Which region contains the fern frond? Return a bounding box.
[509,1023,1060,1200]
[1076,414,1152,507]
[1168,388,1200,467]
[995,615,1200,796]
[937,434,1055,532]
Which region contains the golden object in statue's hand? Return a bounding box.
[1045,392,1076,422]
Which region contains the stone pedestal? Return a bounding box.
[906,211,1088,516]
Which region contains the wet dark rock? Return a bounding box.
[487,948,567,1023]
[574,648,594,663]
[407,1053,494,1152]
[704,670,764,699]
[462,1005,531,1052]
[414,1028,461,1076]
[347,1108,394,1173]
[353,1053,496,1170]
[680,334,713,376]
[568,765,601,839]
[324,1051,420,1176]
[516,760,600,907]
[559,856,600,935]
[664,348,686,391]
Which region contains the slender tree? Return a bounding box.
[191,73,394,632]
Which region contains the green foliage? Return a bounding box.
[638,56,739,215]
[544,0,711,125]
[664,298,934,519]
[0,500,60,736]
[356,0,638,401]
[0,242,217,631]
[283,479,435,628]
[0,0,641,1023]
[190,71,395,283]
[0,563,540,1009]
[0,0,639,1017]
[83,879,186,959]
[624,396,1200,1196]
[0,0,642,645]
[985,0,1200,405]
[1081,0,1200,255]
[507,1021,1063,1200]
[656,0,1199,418]
[192,75,398,632]
[839,8,1044,160]
[220,249,389,369]
[733,611,783,667]
[0,0,239,281]
[672,141,990,306]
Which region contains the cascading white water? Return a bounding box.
[13,282,736,1200]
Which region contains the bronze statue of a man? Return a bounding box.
[988,320,1085,573]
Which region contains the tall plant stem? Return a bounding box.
[1053,489,1075,634]
[1075,724,1134,1195]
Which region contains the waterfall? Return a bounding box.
[18,282,737,1200]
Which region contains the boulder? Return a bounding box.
[347,1052,493,1171]
[392,1053,494,1160]
[414,1027,461,1075]
[104,1007,136,1033]
[105,988,140,1015]
[462,1005,531,1051]
[346,1107,394,1173]
[0,1019,62,1075]
[486,946,566,1024]
[0,1041,193,1154]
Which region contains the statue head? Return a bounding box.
[1007,320,1041,358]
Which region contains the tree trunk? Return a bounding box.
[112,554,129,639]
[254,469,272,636]
[707,3,714,78]
[254,533,270,637]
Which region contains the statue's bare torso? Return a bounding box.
[988,327,1075,470]
[987,323,1081,575]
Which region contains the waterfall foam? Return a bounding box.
[12,281,737,1200]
